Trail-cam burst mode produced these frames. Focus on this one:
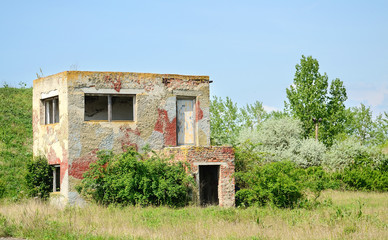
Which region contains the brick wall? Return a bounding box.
[162,146,235,207]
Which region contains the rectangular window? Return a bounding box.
[51,165,60,192]
[84,94,135,121]
[43,97,59,124]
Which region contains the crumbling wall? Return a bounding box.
[65,71,211,203]
[33,71,233,207]
[32,72,69,204]
[162,146,235,207]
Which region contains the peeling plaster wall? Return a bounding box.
[162,146,235,207]
[33,72,69,204]
[33,71,224,206]
[65,71,211,203]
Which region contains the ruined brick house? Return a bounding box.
[33,71,235,207]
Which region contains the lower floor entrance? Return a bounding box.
[199,165,219,206]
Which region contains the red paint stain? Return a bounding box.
[47,147,69,184]
[47,147,61,165]
[154,109,177,146]
[69,149,99,179]
[195,100,203,122]
[119,127,140,151]
[105,74,122,92]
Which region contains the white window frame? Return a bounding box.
[43,96,59,125]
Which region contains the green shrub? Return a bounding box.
[294,139,326,168]
[76,149,195,207]
[0,180,5,199]
[236,161,305,208]
[337,156,388,191]
[25,156,52,199]
[238,117,302,164]
[324,137,385,170]
[238,118,326,168]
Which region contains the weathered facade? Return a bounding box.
[33,71,235,207]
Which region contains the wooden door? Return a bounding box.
[177,99,195,145]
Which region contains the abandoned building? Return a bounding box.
[33,71,235,207]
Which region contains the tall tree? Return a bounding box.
[323,78,348,145]
[285,55,347,145]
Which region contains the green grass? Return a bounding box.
[0,87,32,199]
[0,190,387,239]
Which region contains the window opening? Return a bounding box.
[52,165,60,192]
[84,94,134,121]
[85,95,108,120]
[43,97,59,124]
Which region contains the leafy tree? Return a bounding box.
[240,101,267,129]
[323,79,347,145]
[346,104,374,144]
[210,96,241,146]
[285,55,347,145]
[210,96,269,146]
[344,104,388,145]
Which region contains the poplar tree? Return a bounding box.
[285,55,347,145]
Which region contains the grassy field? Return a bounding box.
[0,190,386,240]
[0,87,32,199]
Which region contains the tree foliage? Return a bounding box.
[344,104,388,145]
[286,55,347,146]
[210,96,267,146]
[210,96,241,146]
[238,117,326,167]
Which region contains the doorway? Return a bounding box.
[199,165,219,206]
[176,98,195,145]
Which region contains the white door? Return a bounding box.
[177,99,195,145]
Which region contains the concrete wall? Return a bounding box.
[33,71,235,206]
[64,71,211,203]
[33,72,69,204]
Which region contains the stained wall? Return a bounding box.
[65,71,211,203]
[33,71,234,206]
[33,72,69,204]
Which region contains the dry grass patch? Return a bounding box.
[0,190,387,239]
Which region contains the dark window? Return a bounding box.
[85,95,108,120]
[43,97,59,124]
[84,94,134,121]
[51,165,60,192]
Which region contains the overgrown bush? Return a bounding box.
[25,156,52,199]
[236,161,306,208]
[294,138,326,168]
[238,118,326,168]
[323,137,383,170]
[0,180,5,199]
[334,155,388,191]
[76,149,195,207]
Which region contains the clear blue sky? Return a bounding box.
[1,0,387,115]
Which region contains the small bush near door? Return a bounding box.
[76,148,195,207]
[25,156,53,199]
